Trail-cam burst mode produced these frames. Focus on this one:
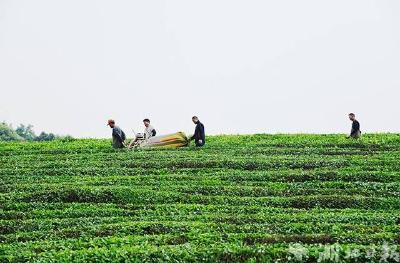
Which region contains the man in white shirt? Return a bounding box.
[128,118,157,149]
[143,118,156,139]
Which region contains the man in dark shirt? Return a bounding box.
[347,113,361,139]
[107,119,126,148]
[190,116,205,147]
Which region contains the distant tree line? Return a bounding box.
[0,122,73,141]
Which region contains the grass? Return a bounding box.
[1,134,400,262]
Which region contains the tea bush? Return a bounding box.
[1,134,399,262]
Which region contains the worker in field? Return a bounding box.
[143,118,157,139]
[190,116,205,147]
[107,119,126,148]
[347,113,361,139]
[128,118,157,149]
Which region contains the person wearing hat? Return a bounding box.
[107,119,126,148]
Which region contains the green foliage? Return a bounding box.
[15,124,36,141]
[0,122,23,141]
[0,134,399,262]
[34,131,56,141]
[0,122,72,141]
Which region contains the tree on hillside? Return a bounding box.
[0,122,73,141]
[35,131,56,141]
[0,122,23,141]
[16,124,36,141]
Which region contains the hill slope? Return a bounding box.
[1,134,400,262]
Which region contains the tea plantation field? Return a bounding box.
[1,134,400,262]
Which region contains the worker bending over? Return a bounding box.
[128,118,157,148]
[107,119,126,148]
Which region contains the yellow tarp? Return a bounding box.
[136,132,189,149]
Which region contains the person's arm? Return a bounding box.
[191,125,199,141]
[354,121,360,131]
[200,124,205,141]
[128,138,135,148]
[198,124,205,143]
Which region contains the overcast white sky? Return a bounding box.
[1,0,399,138]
